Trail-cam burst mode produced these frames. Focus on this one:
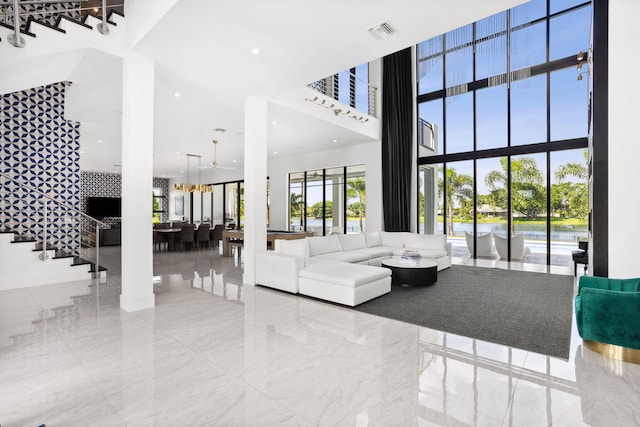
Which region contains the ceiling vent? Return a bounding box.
[368,22,398,40]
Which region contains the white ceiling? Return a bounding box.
[70,0,526,179]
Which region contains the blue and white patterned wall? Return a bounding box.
[0,82,82,253]
[81,172,169,223]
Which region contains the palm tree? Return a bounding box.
[290,192,304,231]
[485,157,544,234]
[555,149,588,181]
[554,149,588,220]
[347,177,366,232]
[439,167,473,236]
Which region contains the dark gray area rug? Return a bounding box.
[354,265,574,359]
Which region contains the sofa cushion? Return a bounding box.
[403,233,446,251]
[313,251,370,263]
[392,248,447,258]
[337,233,367,251]
[300,260,390,287]
[307,234,343,256]
[364,231,382,247]
[357,246,394,259]
[379,231,404,248]
[275,238,309,258]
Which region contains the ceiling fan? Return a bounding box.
[211,139,235,170]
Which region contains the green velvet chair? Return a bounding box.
[575,276,640,363]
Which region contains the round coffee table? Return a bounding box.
[381,257,438,286]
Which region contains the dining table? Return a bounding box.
[221,229,314,256]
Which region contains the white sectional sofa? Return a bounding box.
[255,231,452,305]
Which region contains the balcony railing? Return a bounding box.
[308,70,377,118]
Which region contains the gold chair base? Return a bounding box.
[584,340,640,364]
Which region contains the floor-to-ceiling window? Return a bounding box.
[288,165,365,235]
[417,0,590,266]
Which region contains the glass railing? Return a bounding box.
[0,171,109,277]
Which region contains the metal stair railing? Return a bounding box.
[0,0,123,48]
[0,171,108,278]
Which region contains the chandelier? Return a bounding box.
[174,154,214,193]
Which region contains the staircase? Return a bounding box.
[0,1,124,49]
[0,230,105,290]
[0,172,107,291]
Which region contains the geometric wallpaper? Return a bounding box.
[0,82,170,256]
[0,82,82,254]
[81,172,169,223]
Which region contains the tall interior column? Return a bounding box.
[607,0,640,278]
[120,52,155,311]
[242,96,268,285]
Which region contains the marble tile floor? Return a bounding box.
[1,248,639,426]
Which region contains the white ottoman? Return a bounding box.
[299,260,391,306]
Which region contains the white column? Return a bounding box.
[608,0,640,278]
[243,96,268,285]
[120,52,155,311]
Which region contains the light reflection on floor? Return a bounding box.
[1,246,637,426]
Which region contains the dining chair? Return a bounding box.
[211,224,224,248]
[196,224,210,250]
[179,224,196,251]
[153,230,167,252]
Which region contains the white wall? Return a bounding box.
[607,0,640,278]
[268,140,383,232]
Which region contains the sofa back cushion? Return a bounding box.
[306,234,343,256]
[579,276,640,293]
[275,238,310,258]
[403,233,446,251]
[364,231,382,247]
[337,233,367,251]
[379,231,405,247]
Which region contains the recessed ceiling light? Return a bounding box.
[333,139,338,143]
[232,160,237,163]
[174,92,180,97]
[273,151,278,155]
[251,48,260,55]
[97,139,103,143]
[272,121,277,125]
[176,151,180,155]
[180,170,184,174]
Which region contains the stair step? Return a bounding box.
[89,265,108,273]
[27,17,66,34]
[33,243,57,252]
[71,257,107,273]
[11,236,36,243]
[52,250,74,259]
[0,21,37,37]
[61,14,93,30]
